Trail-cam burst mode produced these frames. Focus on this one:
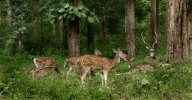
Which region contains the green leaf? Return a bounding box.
[63,14,67,17]
[78,4,84,9]
[141,78,150,85]
[59,16,63,20]
[88,16,94,23]
[64,3,69,8]
[93,15,99,23]
[74,7,79,12]
[77,12,81,18]
[58,8,65,13]
[81,13,87,18]
[69,6,73,11]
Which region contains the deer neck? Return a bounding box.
[111,55,120,67]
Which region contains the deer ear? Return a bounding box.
[113,49,117,53]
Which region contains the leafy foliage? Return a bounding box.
[48,3,99,23]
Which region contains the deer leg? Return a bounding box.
[80,67,90,85]
[88,68,91,79]
[66,66,73,79]
[100,72,104,86]
[33,58,39,68]
[103,71,108,86]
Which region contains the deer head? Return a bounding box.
[94,48,102,56]
[141,32,157,58]
[113,48,127,61]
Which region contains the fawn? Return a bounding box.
[127,64,154,75]
[78,48,127,86]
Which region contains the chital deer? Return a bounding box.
[127,64,154,75]
[141,31,158,58]
[78,48,127,86]
[64,49,102,79]
[32,57,60,79]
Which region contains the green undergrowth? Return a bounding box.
[0,52,192,99]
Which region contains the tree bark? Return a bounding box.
[62,19,68,50]
[99,0,105,44]
[125,0,135,60]
[6,0,11,29]
[187,5,192,55]
[54,17,60,50]
[87,23,94,51]
[151,0,159,48]
[0,1,2,25]
[166,0,188,59]
[32,0,38,37]
[68,0,80,57]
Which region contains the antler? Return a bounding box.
[141,32,150,47]
[152,31,158,47]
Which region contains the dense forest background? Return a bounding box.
[1,0,192,99]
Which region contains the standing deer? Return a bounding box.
[64,49,102,79]
[32,57,60,78]
[78,48,127,86]
[141,32,158,58]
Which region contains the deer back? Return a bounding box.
[78,55,112,69]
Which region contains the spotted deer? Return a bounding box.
[64,49,102,79]
[141,31,158,58]
[127,64,154,75]
[78,48,127,86]
[32,57,60,79]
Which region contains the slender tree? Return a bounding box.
[6,0,11,29]
[53,17,60,50]
[87,22,94,51]
[32,0,38,37]
[166,0,188,59]
[125,0,135,60]
[151,0,159,48]
[62,19,68,50]
[68,0,80,57]
[187,5,192,55]
[99,0,105,44]
[0,1,2,25]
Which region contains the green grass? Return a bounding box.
[0,34,191,99]
[0,51,192,99]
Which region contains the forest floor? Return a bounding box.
[1,51,192,100]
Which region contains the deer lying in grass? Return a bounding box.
[127,64,154,75]
[78,48,127,86]
[64,49,102,79]
[32,57,60,79]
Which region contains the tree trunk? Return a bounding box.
[125,0,135,60]
[151,0,159,48]
[166,0,188,59]
[187,5,192,55]
[99,0,105,44]
[54,17,60,50]
[6,0,11,29]
[0,1,2,25]
[68,0,80,57]
[32,0,38,37]
[62,19,68,50]
[87,23,94,51]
